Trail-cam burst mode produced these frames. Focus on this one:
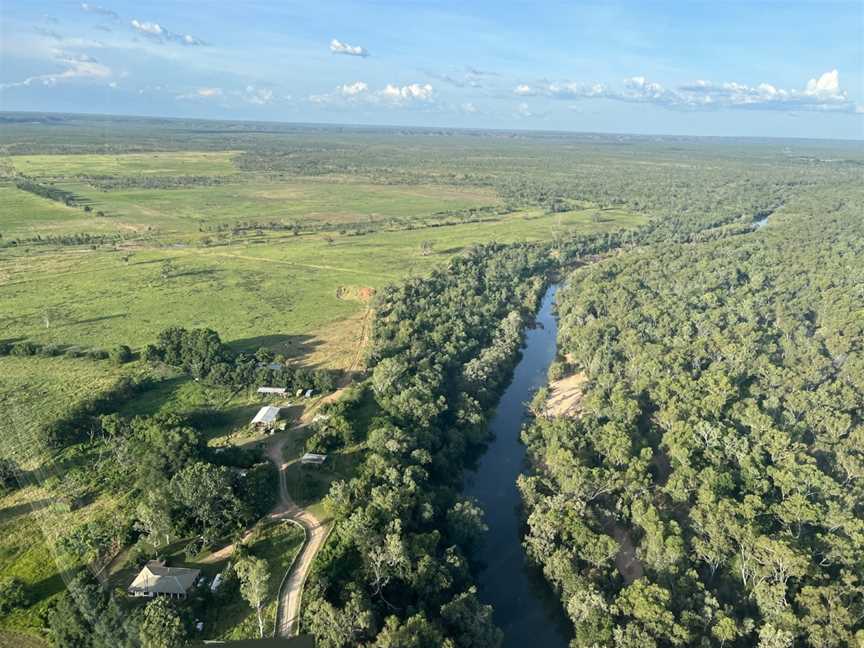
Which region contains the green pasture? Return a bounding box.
[0,207,645,364]
[0,184,123,238]
[52,179,498,232]
[10,151,239,177]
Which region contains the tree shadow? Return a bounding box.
[171,268,221,280]
[0,498,52,524]
[71,314,126,326]
[228,333,323,362]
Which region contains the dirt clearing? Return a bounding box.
[545,371,586,418]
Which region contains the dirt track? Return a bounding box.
[267,431,330,637]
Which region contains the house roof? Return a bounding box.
[252,405,280,424]
[128,560,200,595]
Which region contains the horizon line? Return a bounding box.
[2,109,863,145]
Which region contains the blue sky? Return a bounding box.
[1,1,862,139]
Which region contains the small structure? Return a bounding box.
[295,388,304,397]
[257,386,288,396]
[128,560,200,599]
[210,572,223,592]
[301,453,327,465]
[304,389,314,398]
[251,405,281,430]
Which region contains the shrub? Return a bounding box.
[86,348,109,360]
[10,341,40,356]
[39,343,63,357]
[109,344,133,365]
[0,576,29,614]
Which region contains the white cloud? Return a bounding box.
[461,102,478,113]
[242,85,273,105]
[330,38,369,57]
[131,19,163,36]
[380,83,433,103]
[0,51,111,91]
[339,81,369,97]
[805,69,839,96]
[80,3,118,19]
[309,81,434,107]
[548,81,608,99]
[521,69,856,113]
[515,102,532,117]
[131,18,205,46]
[177,87,222,100]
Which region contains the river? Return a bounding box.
[462,284,571,648]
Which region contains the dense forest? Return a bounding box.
[300,242,559,646]
[520,187,864,646]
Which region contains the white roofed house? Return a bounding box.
[251,405,281,430]
[128,560,200,599]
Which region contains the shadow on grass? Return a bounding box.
[228,333,323,359]
[0,498,52,524]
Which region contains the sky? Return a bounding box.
[1,1,863,139]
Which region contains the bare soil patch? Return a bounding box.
[546,371,586,418]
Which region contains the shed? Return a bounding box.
[251,405,281,430]
[257,387,287,396]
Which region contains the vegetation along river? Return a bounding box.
[463,284,571,648]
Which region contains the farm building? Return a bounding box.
[128,560,200,599]
[251,405,281,430]
[301,453,327,465]
[257,386,288,396]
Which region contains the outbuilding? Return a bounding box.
[251,405,281,430]
[257,386,288,396]
[301,453,327,465]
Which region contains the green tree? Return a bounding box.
[235,556,270,638]
[140,597,186,648]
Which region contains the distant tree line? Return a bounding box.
[80,174,232,191]
[15,179,78,206]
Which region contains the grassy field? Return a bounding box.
[0,203,643,369]
[10,151,239,178]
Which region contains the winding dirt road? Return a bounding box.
[266,431,330,638]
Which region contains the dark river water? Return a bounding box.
[462,284,571,648]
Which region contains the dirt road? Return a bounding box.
[266,432,330,637]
